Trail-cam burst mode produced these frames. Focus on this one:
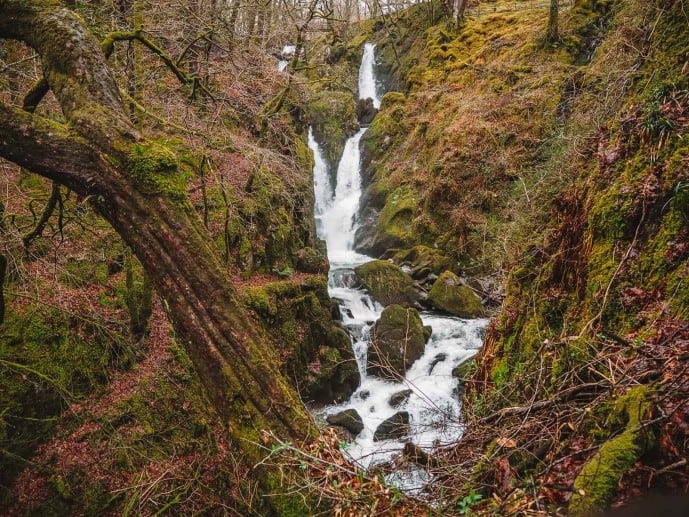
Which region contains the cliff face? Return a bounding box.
[332,0,688,512]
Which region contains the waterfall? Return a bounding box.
[277,44,296,72]
[309,43,487,492]
[358,43,382,109]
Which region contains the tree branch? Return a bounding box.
[0,102,104,196]
[100,28,214,99]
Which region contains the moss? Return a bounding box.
[126,141,190,201]
[392,245,454,275]
[354,259,420,306]
[306,90,358,170]
[569,386,654,516]
[368,304,428,378]
[428,271,485,318]
[0,302,132,506]
[240,279,358,404]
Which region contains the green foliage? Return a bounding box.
[457,491,483,515]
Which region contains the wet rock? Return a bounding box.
[373,411,409,441]
[452,359,474,381]
[354,260,421,307]
[295,247,329,274]
[389,389,412,408]
[358,390,370,401]
[428,353,447,375]
[368,304,429,379]
[403,442,437,467]
[326,409,364,435]
[330,302,342,321]
[357,98,378,125]
[428,271,486,318]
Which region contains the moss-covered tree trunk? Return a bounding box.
[0,0,312,467]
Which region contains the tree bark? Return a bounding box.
[547,0,559,43]
[0,0,312,465]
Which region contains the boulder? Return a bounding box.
[452,359,474,381]
[428,353,447,375]
[295,247,329,274]
[389,389,412,408]
[354,260,421,307]
[428,271,485,318]
[393,246,453,278]
[367,304,430,379]
[326,409,364,435]
[373,411,410,441]
[357,97,378,125]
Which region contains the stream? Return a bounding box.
[310,43,488,492]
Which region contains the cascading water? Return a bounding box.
[310,43,488,492]
[358,43,381,109]
[277,44,296,72]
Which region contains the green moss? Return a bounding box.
[240,279,358,403]
[428,271,485,318]
[392,245,453,275]
[369,304,428,378]
[126,141,189,201]
[354,259,420,306]
[569,386,654,516]
[306,90,358,169]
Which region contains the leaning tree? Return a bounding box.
[0,0,314,484]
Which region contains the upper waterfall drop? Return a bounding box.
[359,43,382,109]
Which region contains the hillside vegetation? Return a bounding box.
[0,0,687,514]
[315,0,688,513]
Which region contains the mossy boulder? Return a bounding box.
[241,278,358,403]
[368,304,430,379]
[295,247,329,274]
[428,271,485,318]
[355,186,419,257]
[452,359,475,381]
[392,245,454,280]
[354,259,421,307]
[569,386,655,516]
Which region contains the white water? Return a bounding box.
[359,43,382,109]
[310,43,487,491]
[278,44,296,72]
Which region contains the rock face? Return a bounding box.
[367,304,431,379]
[357,98,378,125]
[241,278,359,403]
[354,260,421,307]
[295,247,329,274]
[428,271,485,318]
[326,409,364,435]
[373,411,410,441]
